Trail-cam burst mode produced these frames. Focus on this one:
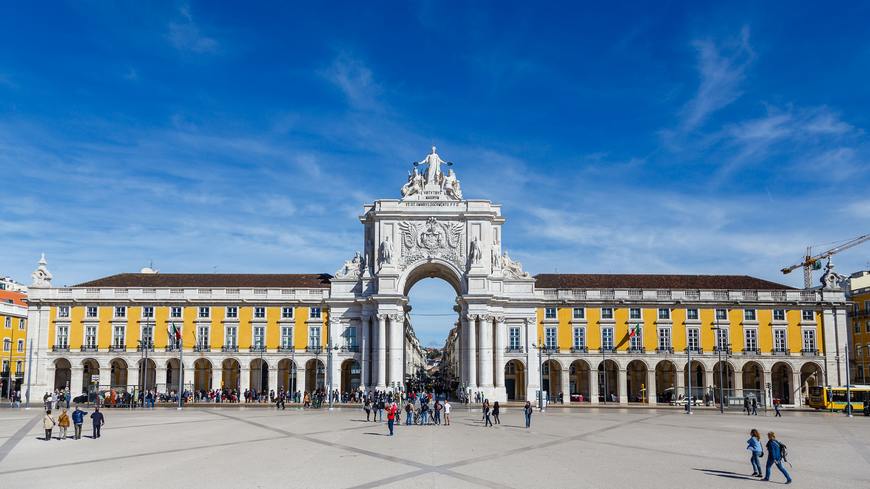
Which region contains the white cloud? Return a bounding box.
[322,53,381,111]
[166,4,218,53]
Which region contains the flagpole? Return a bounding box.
[177,322,183,410]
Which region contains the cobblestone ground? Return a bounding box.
[0,405,868,488]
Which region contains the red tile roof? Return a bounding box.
[0,290,27,306]
[74,273,332,288]
[533,274,793,290]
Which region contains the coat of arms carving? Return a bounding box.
[398,217,464,269]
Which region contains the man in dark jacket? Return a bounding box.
[90,407,105,439]
[71,406,86,440]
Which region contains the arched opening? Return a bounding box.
[277,359,297,393]
[250,358,268,394]
[504,360,525,401]
[771,362,793,405]
[799,362,823,405]
[683,360,705,400]
[82,359,99,395]
[712,361,736,404]
[110,358,128,391]
[306,359,325,392]
[166,358,181,394]
[137,358,157,392]
[598,359,618,402]
[742,361,764,402]
[194,358,212,392]
[569,360,591,402]
[655,360,677,404]
[626,360,649,403]
[222,359,241,392]
[542,360,562,402]
[404,271,462,397]
[54,358,71,391]
[341,359,361,393]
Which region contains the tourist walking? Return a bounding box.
[57,408,70,440]
[72,406,86,440]
[376,397,385,422]
[746,429,763,477]
[90,407,105,439]
[763,432,792,483]
[751,397,758,416]
[443,400,451,426]
[364,397,372,421]
[744,397,751,415]
[492,401,501,425]
[774,399,782,417]
[420,400,429,425]
[42,410,55,441]
[433,400,442,425]
[405,400,413,425]
[483,400,493,427]
[523,401,533,428]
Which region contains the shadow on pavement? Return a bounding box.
[693,468,757,481]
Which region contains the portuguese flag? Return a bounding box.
[168,322,182,341]
[615,324,642,349]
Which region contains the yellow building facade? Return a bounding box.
[847,270,870,384]
[0,290,28,398]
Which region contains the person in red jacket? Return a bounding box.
[387,401,398,436]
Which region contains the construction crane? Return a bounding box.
[782,233,870,288]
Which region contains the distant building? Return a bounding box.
[847,270,870,384]
[0,275,27,293]
[0,289,27,398]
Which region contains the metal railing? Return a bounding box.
[801,348,819,356]
[772,348,790,356]
[570,346,588,353]
[249,346,266,353]
[221,345,239,352]
[306,346,323,353]
[505,346,524,353]
[52,345,70,352]
[277,346,295,353]
[656,347,674,354]
[194,345,211,352]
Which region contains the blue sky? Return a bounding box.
[2,2,869,346]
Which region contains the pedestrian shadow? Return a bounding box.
[362,432,390,436]
[693,468,757,480]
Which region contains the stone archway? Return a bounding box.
[713,360,736,403]
[166,358,181,393]
[82,358,99,394]
[655,360,677,404]
[194,358,212,392]
[250,358,268,394]
[222,358,241,392]
[341,359,361,393]
[137,358,157,392]
[542,359,562,402]
[306,359,325,392]
[799,362,823,405]
[598,359,618,403]
[569,360,591,402]
[771,362,793,405]
[683,360,706,400]
[504,360,525,401]
[626,360,649,403]
[278,359,297,393]
[110,358,127,390]
[54,358,71,391]
[742,361,764,400]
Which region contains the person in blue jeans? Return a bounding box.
[523,401,533,428]
[405,401,413,425]
[763,431,792,483]
[746,429,763,477]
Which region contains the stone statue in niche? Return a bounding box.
[491,248,502,270]
[379,235,393,266]
[469,237,483,266]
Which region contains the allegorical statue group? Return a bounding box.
[401,146,463,200]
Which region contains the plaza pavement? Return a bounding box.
[0,405,867,488]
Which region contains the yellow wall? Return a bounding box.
[295,306,310,350]
[587,308,601,349]
[98,306,112,347]
[127,306,141,349]
[0,312,27,373]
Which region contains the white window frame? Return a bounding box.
[802,329,816,352]
[142,306,154,319]
[509,327,521,350]
[345,326,357,348]
[3,317,9,328]
[687,328,700,351]
[18,318,25,329]
[573,326,585,349]
[280,326,293,349]
[58,306,70,318]
[253,325,266,348]
[658,327,671,350]
[629,308,641,320]
[141,323,154,346]
[686,308,699,321]
[715,328,729,350]
[282,307,294,319]
[112,324,125,348]
[743,309,756,322]
[744,328,758,351]
[773,309,785,321]
[3,339,10,351]
[198,306,210,319]
[544,326,557,349]
[170,306,183,319]
[254,307,266,319]
[601,327,614,350]
[802,309,814,321]
[85,325,97,348]
[56,325,69,348]
[545,307,557,320]
[86,306,98,318]
[601,307,614,320]
[629,326,643,350]
[309,325,321,347]
[226,306,238,319]
[658,308,670,320]
[773,328,787,352]
[715,308,728,321]
[114,306,126,319]
[225,325,238,348]
[310,307,322,319]
[197,325,210,348]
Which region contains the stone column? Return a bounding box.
[675,364,685,398]
[211,367,221,392]
[646,368,657,404]
[240,367,251,394]
[376,314,387,390]
[360,315,369,389]
[792,369,802,406]
[618,368,628,404]
[389,314,403,390]
[98,361,111,391]
[763,369,772,407]
[733,368,743,398]
[296,365,307,395]
[467,315,478,389]
[589,366,599,404]
[479,315,494,388]
[460,315,469,387]
[128,364,140,392]
[268,364,278,394]
[494,317,505,388]
[525,317,540,403]
[560,364,570,401]
[156,365,167,393]
[70,365,84,396]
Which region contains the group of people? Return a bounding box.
[746,429,792,483]
[41,406,105,441]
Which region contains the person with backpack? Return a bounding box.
[492,401,501,425]
[763,431,792,483]
[746,429,763,477]
[386,401,398,436]
[42,410,56,441]
[751,397,758,416]
[523,401,533,428]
